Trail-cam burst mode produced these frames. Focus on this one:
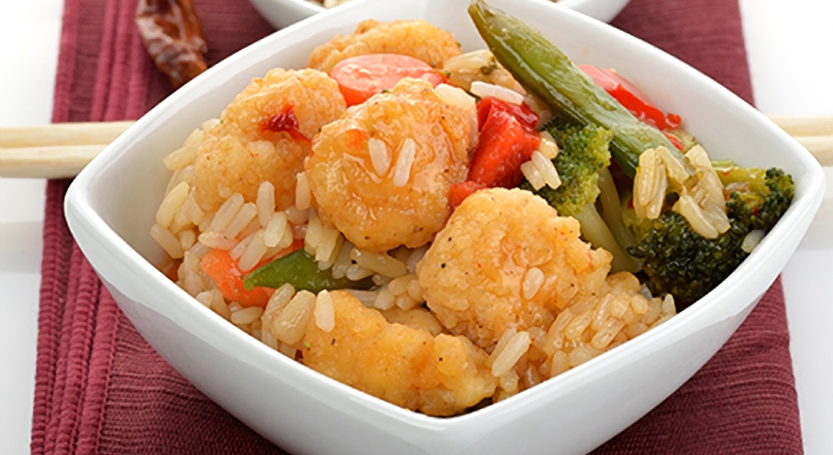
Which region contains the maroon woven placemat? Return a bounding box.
[31,0,803,454]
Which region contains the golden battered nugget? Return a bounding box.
[193,69,346,212]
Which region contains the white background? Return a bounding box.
[1,0,831,453]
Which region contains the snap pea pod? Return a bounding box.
[468,0,684,178]
[243,249,374,293]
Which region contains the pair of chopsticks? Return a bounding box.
[0,116,831,178]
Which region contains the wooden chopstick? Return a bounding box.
[766,114,833,137]
[0,121,134,148]
[0,116,831,179]
[0,144,108,179]
[0,121,134,178]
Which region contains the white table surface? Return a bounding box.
[1,1,831,453]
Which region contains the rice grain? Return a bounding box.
[179,229,196,251]
[345,263,374,281]
[520,161,546,190]
[392,138,416,187]
[156,181,190,229]
[564,310,593,341]
[224,202,258,238]
[395,293,419,310]
[498,368,520,393]
[406,278,423,302]
[263,283,297,325]
[521,267,544,299]
[198,231,237,250]
[642,298,662,325]
[314,290,335,332]
[284,206,309,225]
[305,216,324,253]
[210,193,245,233]
[742,229,765,253]
[470,81,524,105]
[151,224,184,258]
[590,318,625,349]
[238,230,268,272]
[272,290,316,345]
[373,289,396,310]
[405,245,428,274]
[231,306,264,325]
[295,173,311,210]
[350,249,408,278]
[531,151,561,189]
[549,350,569,376]
[331,242,355,279]
[163,129,203,170]
[433,84,476,111]
[538,131,559,159]
[257,181,276,228]
[315,225,341,263]
[388,275,413,296]
[230,232,254,260]
[317,234,344,271]
[264,211,289,248]
[492,331,531,377]
[368,138,391,176]
[673,194,719,239]
[211,296,231,320]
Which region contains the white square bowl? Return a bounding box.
[64,0,825,454]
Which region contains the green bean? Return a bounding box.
[244,249,374,293]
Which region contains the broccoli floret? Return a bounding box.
[718,166,795,230]
[627,167,794,309]
[522,123,640,272]
[533,124,611,216]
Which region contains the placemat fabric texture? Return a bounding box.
[31,0,804,453]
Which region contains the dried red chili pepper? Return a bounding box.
[136,0,208,88]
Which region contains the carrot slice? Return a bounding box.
[330,54,447,106]
[200,249,271,308]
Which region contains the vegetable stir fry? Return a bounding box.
[468,0,793,307]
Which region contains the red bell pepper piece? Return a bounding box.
[469,98,541,187]
[450,97,542,208]
[477,97,539,132]
[579,64,682,132]
[664,132,684,151]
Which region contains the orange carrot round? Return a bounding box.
[330,54,447,106]
[200,249,273,308]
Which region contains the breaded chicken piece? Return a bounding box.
[417,188,613,351]
[301,291,496,416]
[308,19,462,74]
[305,78,473,252]
[193,69,346,212]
